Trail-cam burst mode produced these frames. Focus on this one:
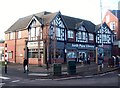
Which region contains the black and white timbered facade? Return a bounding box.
[22,11,114,65]
[95,22,114,61]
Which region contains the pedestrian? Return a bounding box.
[98,53,103,72]
[23,58,28,73]
[87,55,90,65]
[116,55,119,67]
[108,57,112,67]
[78,53,82,63]
[111,56,115,67]
[112,56,116,67]
[4,59,7,74]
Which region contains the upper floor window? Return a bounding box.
[28,17,42,41]
[68,30,74,38]
[50,15,66,41]
[110,22,116,30]
[96,26,113,44]
[18,31,21,39]
[76,26,88,42]
[89,33,94,40]
[113,32,117,41]
[56,28,61,37]
[10,32,14,40]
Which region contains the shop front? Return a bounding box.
[66,43,95,62]
[27,41,44,64]
[98,44,112,62]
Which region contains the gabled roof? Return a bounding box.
[62,15,95,33]
[5,15,32,33]
[43,12,59,24]
[95,22,114,34]
[5,11,95,34]
[110,10,120,20]
[5,11,55,33]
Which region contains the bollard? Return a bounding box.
[4,60,7,74]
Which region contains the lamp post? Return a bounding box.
[38,18,44,66]
[53,21,56,64]
[100,0,104,60]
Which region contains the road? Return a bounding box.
[1,71,120,87]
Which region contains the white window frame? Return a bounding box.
[10,32,13,40]
[56,28,61,37]
[18,31,21,39]
[110,22,116,30]
[68,30,74,38]
[89,33,93,40]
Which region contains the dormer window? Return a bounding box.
[68,30,74,38]
[89,33,93,40]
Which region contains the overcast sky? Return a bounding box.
[0,0,119,40]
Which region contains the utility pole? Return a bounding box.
[53,21,56,64]
[100,0,104,59]
[38,26,41,66]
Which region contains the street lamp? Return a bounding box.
[100,0,104,59]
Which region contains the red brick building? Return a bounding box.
[102,10,120,56]
[5,11,114,65]
[0,40,4,61]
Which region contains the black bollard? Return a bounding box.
[5,60,7,74]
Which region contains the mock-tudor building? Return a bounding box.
[102,10,120,56]
[4,11,114,65]
[95,22,114,62]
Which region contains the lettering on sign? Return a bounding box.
[72,44,94,48]
[27,42,43,48]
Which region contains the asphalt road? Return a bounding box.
[1,71,120,87]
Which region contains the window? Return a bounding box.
[50,15,65,41]
[56,28,61,37]
[18,31,21,39]
[10,32,13,40]
[8,52,12,58]
[110,22,116,30]
[68,30,74,38]
[113,32,117,41]
[89,33,93,40]
[30,27,36,40]
[102,34,107,42]
[77,32,82,39]
[67,51,77,58]
[28,49,43,58]
[36,27,39,36]
[50,49,64,59]
[83,32,86,40]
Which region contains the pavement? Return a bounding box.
[1,61,119,80]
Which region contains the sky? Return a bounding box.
[0,0,119,40]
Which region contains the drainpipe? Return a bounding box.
[15,31,16,63]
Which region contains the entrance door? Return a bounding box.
[79,52,87,61]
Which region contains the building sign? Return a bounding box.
[71,44,94,49]
[27,42,43,49]
[98,45,111,49]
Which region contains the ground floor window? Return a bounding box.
[67,51,77,58]
[104,50,111,57]
[8,52,13,58]
[88,50,95,58]
[28,49,43,58]
[50,49,64,59]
